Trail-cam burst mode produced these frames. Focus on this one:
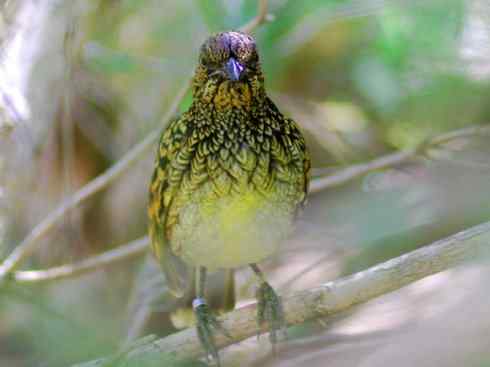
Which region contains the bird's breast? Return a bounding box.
[171,182,296,270]
[165,109,306,270]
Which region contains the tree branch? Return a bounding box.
[0,81,189,280]
[11,237,149,284]
[429,124,490,145]
[310,149,416,193]
[239,0,270,33]
[73,220,490,366]
[310,124,490,193]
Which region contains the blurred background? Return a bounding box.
[1,0,490,366]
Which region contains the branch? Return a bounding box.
[310,149,416,193]
[239,0,270,33]
[11,237,148,284]
[73,220,490,366]
[0,81,189,280]
[310,124,490,193]
[429,124,490,145]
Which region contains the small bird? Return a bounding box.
[148,31,310,363]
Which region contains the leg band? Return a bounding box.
[193,297,207,309]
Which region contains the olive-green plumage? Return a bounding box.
[148,31,310,299]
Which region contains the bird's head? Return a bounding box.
[192,31,265,109]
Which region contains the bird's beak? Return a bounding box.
[225,57,244,81]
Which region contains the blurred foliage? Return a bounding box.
[2,0,490,366]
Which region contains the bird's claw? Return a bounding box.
[256,282,286,348]
[193,298,230,366]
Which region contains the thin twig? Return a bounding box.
[239,0,269,33]
[430,125,490,146]
[0,81,189,280]
[310,124,490,194]
[310,149,417,193]
[12,237,149,284]
[73,220,490,366]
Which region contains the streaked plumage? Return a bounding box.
[149,31,309,296]
[148,32,310,360]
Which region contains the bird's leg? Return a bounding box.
[250,263,286,347]
[193,266,229,365]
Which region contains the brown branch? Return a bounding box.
[12,237,149,284]
[0,81,189,280]
[239,0,270,33]
[73,220,490,366]
[310,149,417,193]
[310,124,490,194]
[429,125,490,145]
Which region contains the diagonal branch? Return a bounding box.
[0,81,189,280]
[310,124,490,193]
[310,149,416,193]
[429,124,490,145]
[73,220,490,366]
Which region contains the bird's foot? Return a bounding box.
[256,282,286,348]
[193,298,230,366]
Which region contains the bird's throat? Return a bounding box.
[212,81,254,111]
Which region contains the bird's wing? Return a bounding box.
[302,139,312,202]
[148,115,193,297]
[284,115,312,206]
[265,98,311,205]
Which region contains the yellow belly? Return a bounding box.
[171,184,295,270]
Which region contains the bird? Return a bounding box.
[148,30,310,364]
